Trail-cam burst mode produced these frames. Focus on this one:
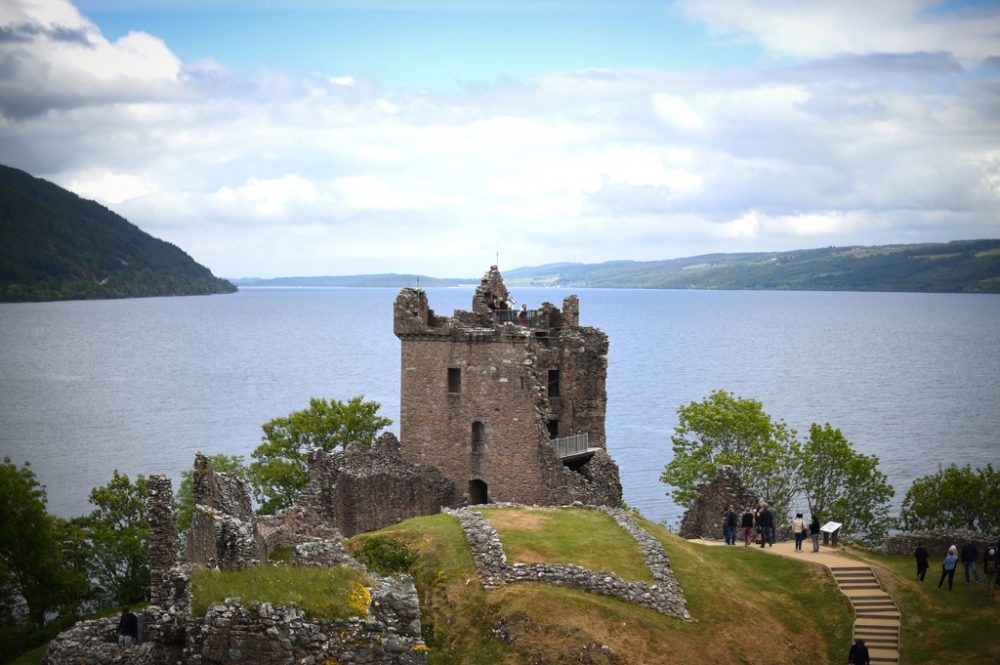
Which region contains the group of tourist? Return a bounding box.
[488,296,529,325]
[721,503,823,552]
[914,539,1000,594]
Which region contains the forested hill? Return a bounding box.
[0,164,236,302]
[502,241,1000,293]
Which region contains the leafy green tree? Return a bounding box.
[0,458,87,628]
[792,423,894,546]
[660,390,797,516]
[174,454,248,535]
[248,396,392,514]
[899,464,999,533]
[76,471,150,606]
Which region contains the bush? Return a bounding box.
[348,535,417,575]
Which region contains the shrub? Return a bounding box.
[348,535,417,575]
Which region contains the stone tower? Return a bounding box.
[393,265,621,506]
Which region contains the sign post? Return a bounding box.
[820,521,843,547]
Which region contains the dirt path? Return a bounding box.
[692,539,901,664]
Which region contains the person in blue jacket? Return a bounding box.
[938,545,959,591]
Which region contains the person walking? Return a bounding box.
[792,512,807,552]
[961,541,982,583]
[758,502,773,548]
[914,542,929,581]
[847,638,870,665]
[809,515,821,553]
[741,506,755,546]
[984,546,998,597]
[938,545,960,591]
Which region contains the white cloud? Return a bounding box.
[677,0,1000,64]
[1,0,998,278]
[66,172,157,204]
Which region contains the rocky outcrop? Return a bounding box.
[449,505,690,620]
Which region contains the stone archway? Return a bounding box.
[469,479,488,505]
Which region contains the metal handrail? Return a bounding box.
[552,433,590,458]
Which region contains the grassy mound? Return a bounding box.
[478,507,653,582]
[190,566,371,620]
[365,509,855,665]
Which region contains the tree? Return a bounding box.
[0,458,87,628]
[899,464,999,533]
[76,471,149,606]
[660,390,797,516]
[792,423,894,546]
[248,396,392,514]
[174,454,248,535]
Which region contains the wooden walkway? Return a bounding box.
[692,540,901,664]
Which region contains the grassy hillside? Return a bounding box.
[843,548,1000,664]
[504,241,1000,293]
[358,509,855,665]
[0,164,236,302]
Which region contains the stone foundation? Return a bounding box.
[448,505,690,620]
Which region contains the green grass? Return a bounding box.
[190,565,372,620]
[477,507,654,582]
[5,644,46,665]
[841,548,1000,665]
[360,509,857,665]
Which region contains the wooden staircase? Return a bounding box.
[830,566,901,664]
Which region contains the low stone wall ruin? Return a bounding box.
[886,529,1000,558]
[448,505,690,620]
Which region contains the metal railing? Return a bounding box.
[494,309,546,328]
[552,432,590,458]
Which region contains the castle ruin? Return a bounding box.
[393,265,621,507]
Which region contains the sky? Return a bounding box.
[1,1,998,278]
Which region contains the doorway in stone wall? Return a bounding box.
[469,479,488,505]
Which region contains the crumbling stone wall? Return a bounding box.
[297,433,457,537]
[886,529,1000,557]
[393,266,619,509]
[187,452,265,569]
[679,467,761,540]
[148,474,177,608]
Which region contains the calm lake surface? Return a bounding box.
[1,287,998,527]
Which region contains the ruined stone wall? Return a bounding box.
[532,325,608,447]
[188,452,265,569]
[679,467,761,539]
[886,529,1000,558]
[449,505,689,620]
[298,433,457,537]
[148,475,178,608]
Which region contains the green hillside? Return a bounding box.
[503,241,1000,293]
[0,164,236,302]
[345,508,1000,665]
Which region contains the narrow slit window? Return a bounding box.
[472,421,485,451]
[448,367,461,393]
[547,369,560,397]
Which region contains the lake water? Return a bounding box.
[1,287,998,527]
